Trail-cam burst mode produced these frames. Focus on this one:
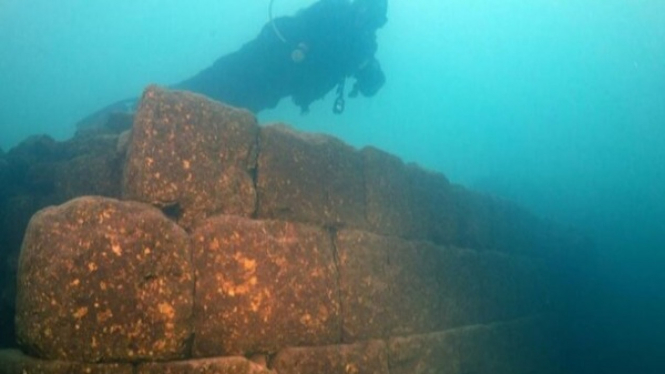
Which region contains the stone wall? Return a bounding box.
[0,86,580,373]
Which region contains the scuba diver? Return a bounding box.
[77,0,387,130]
[177,0,387,114]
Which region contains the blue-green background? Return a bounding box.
[1,1,664,372]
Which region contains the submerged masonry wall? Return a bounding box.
[0,86,580,374]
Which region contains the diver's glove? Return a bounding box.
[353,58,385,97]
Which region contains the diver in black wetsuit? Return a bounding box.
[77,0,387,130]
[176,0,387,114]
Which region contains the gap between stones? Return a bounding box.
[248,125,261,220]
[326,226,345,344]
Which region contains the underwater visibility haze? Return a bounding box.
[1,0,665,373]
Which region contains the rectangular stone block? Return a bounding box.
[387,327,461,374]
[337,230,483,341]
[123,86,259,229]
[191,215,341,357]
[257,124,366,227]
[388,317,563,374]
[15,197,194,363]
[455,318,563,374]
[362,147,428,240]
[407,164,458,245]
[270,340,388,374]
[451,185,494,250]
[363,148,457,244]
[452,186,545,256]
[0,349,132,374]
[137,356,274,374]
[478,251,552,322]
[337,230,552,342]
[55,153,122,201]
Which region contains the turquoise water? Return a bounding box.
[1,1,664,372]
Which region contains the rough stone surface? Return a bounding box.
[15,197,194,362]
[388,318,563,374]
[0,194,59,349]
[362,147,457,244]
[257,124,366,228]
[0,131,125,349]
[407,165,458,245]
[123,86,259,229]
[191,215,341,357]
[270,340,388,374]
[336,230,450,341]
[478,251,551,322]
[337,230,552,341]
[0,349,133,374]
[456,318,563,374]
[54,153,122,201]
[452,186,546,256]
[137,356,274,374]
[387,326,460,374]
[1,86,590,373]
[362,147,428,240]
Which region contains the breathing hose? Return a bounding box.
[269,0,288,43]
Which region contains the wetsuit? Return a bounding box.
[77,0,387,131]
[175,0,386,113]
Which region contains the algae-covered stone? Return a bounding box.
[452,186,542,255]
[15,197,193,362]
[362,147,427,239]
[336,230,458,341]
[0,349,133,374]
[270,340,388,374]
[451,186,494,250]
[123,86,259,228]
[137,356,274,374]
[387,327,461,374]
[477,251,551,322]
[191,215,340,357]
[55,153,122,201]
[388,318,562,374]
[336,229,551,341]
[407,164,458,245]
[257,124,366,227]
[362,147,457,244]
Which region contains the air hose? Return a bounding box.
[269,0,288,43]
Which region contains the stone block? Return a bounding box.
[452,186,545,255]
[478,251,551,322]
[407,165,458,245]
[337,230,480,341]
[55,153,122,201]
[451,186,494,250]
[387,327,461,374]
[123,86,259,229]
[256,124,366,227]
[362,147,427,239]
[191,215,341,357]
[336,230,551,341]
[137,356,274,374]
[0,349,133,374]
[363,148,457,244]
[455,318,563,374]
[270,340,388,374]
[388,318,562,374]
[15,197,194,362]
[487,198,541,255]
